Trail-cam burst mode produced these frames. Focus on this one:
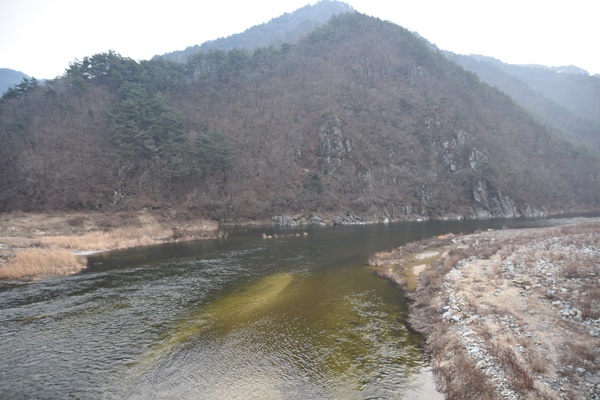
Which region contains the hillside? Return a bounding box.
[500,62,600,127]
[158,0,354,63]
[447,54,600,150]
[0,13,599,222]
[0,68,29,95]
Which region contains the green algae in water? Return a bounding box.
[124,260,432,398]
[205,264,430,396]
[149,272,295,357]
[121,272,296,385]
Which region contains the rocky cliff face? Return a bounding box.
[471,179,545,219]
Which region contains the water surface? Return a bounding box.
[0,218,553,399]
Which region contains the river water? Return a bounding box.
[0,218,553,399]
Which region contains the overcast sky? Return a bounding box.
[1,0,598,79]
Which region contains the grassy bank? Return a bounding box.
[0,211,220,280]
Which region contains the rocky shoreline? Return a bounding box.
[370,218,600,399]
[270,210,543,227]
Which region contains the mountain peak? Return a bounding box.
[158,0,354,63]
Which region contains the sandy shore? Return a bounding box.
[0,211,221,280]
[370,218,600,400]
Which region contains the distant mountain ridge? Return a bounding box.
[158,0,354,63]
[503,63,592,76]
[0,68,29,95]
[447,53,600,150]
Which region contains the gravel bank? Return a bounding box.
[370,218,600,399]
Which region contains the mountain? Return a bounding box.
[447,54,600,150]
[0,68,29,95]
[0,13,598,221]
[158,0,354,63]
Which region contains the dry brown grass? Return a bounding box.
[418,248,466,294]
[430,336,498,400]
[516,337,547,375]
[493,347,534,393]
[559,340,600,388]
[559,221,600,236]
[38,225,173,251]
[561,259,584,279]
[0,248,86,279]
[0,211,222,280]
[579,287,600,320]
[477,245,501,259]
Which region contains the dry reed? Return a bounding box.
[38,225,173,251]
[0,248,86,279]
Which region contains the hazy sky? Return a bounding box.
[1,0,598,79]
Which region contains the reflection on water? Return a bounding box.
[0,218,556,399]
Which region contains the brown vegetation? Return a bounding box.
[0,248,85,279]
[0,211,220,279]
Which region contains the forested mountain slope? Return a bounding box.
[1,13,598,221]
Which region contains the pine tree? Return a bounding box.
[194,130,233,181]
[109,82,186,176]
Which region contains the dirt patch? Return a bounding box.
[370,237,451,291]
[370,218,600,399]
[0,211,221,280]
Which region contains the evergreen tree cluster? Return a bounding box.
[109,83,186,176]
[1,77,39,101]
[66,51,235,181]
[2,44,292,182]
[59,46,293,182]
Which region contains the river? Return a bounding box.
[0,218,554,399]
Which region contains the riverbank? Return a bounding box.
[369,218,600,399]
[0,211,220,280]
